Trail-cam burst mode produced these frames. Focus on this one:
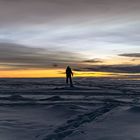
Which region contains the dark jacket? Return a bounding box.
[66,66,73,76]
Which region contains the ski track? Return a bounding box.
[43,103,118,140]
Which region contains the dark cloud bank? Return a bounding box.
[119,53,140,58]
[0,42,139,74]
[74,65,140,74]
[82,58,103,63]
[0,43,81,70]
[85,65,140,73]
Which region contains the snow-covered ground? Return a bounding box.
[0,78,140,140]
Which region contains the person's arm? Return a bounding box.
[71,71,73,76]
[66,68,68,74]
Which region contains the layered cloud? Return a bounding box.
[0,43,82,70]
[82,58,103,63]
[74,65,140,73]
[0,0,140,54]
[0,0,140,26]
[119,53,140,58]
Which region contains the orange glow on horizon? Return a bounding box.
[0,69,139,79]
[0,69,65,78]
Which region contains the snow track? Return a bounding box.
[43,103,117,140]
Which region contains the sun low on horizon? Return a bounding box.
[0,0,139,79]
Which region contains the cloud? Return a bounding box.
[73,68,83,71]
[0,42,139,77]
[74,65,140,73]
[0,42,82,70]
[0,0,140,27]
[0,0,140,74]
[119,53,140,58]
[82,58,103,63]
[0,0,140,59]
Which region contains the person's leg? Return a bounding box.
[66,75,68,84]
[70,76,73,87]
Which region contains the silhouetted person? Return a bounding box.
[66,66,73,87]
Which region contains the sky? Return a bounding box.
[0,0,140,78]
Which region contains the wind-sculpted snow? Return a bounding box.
[0,78,139,95]
[0,78,140,140]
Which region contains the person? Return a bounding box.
[66,66,73,87]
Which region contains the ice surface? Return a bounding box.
[0,78,139,140]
